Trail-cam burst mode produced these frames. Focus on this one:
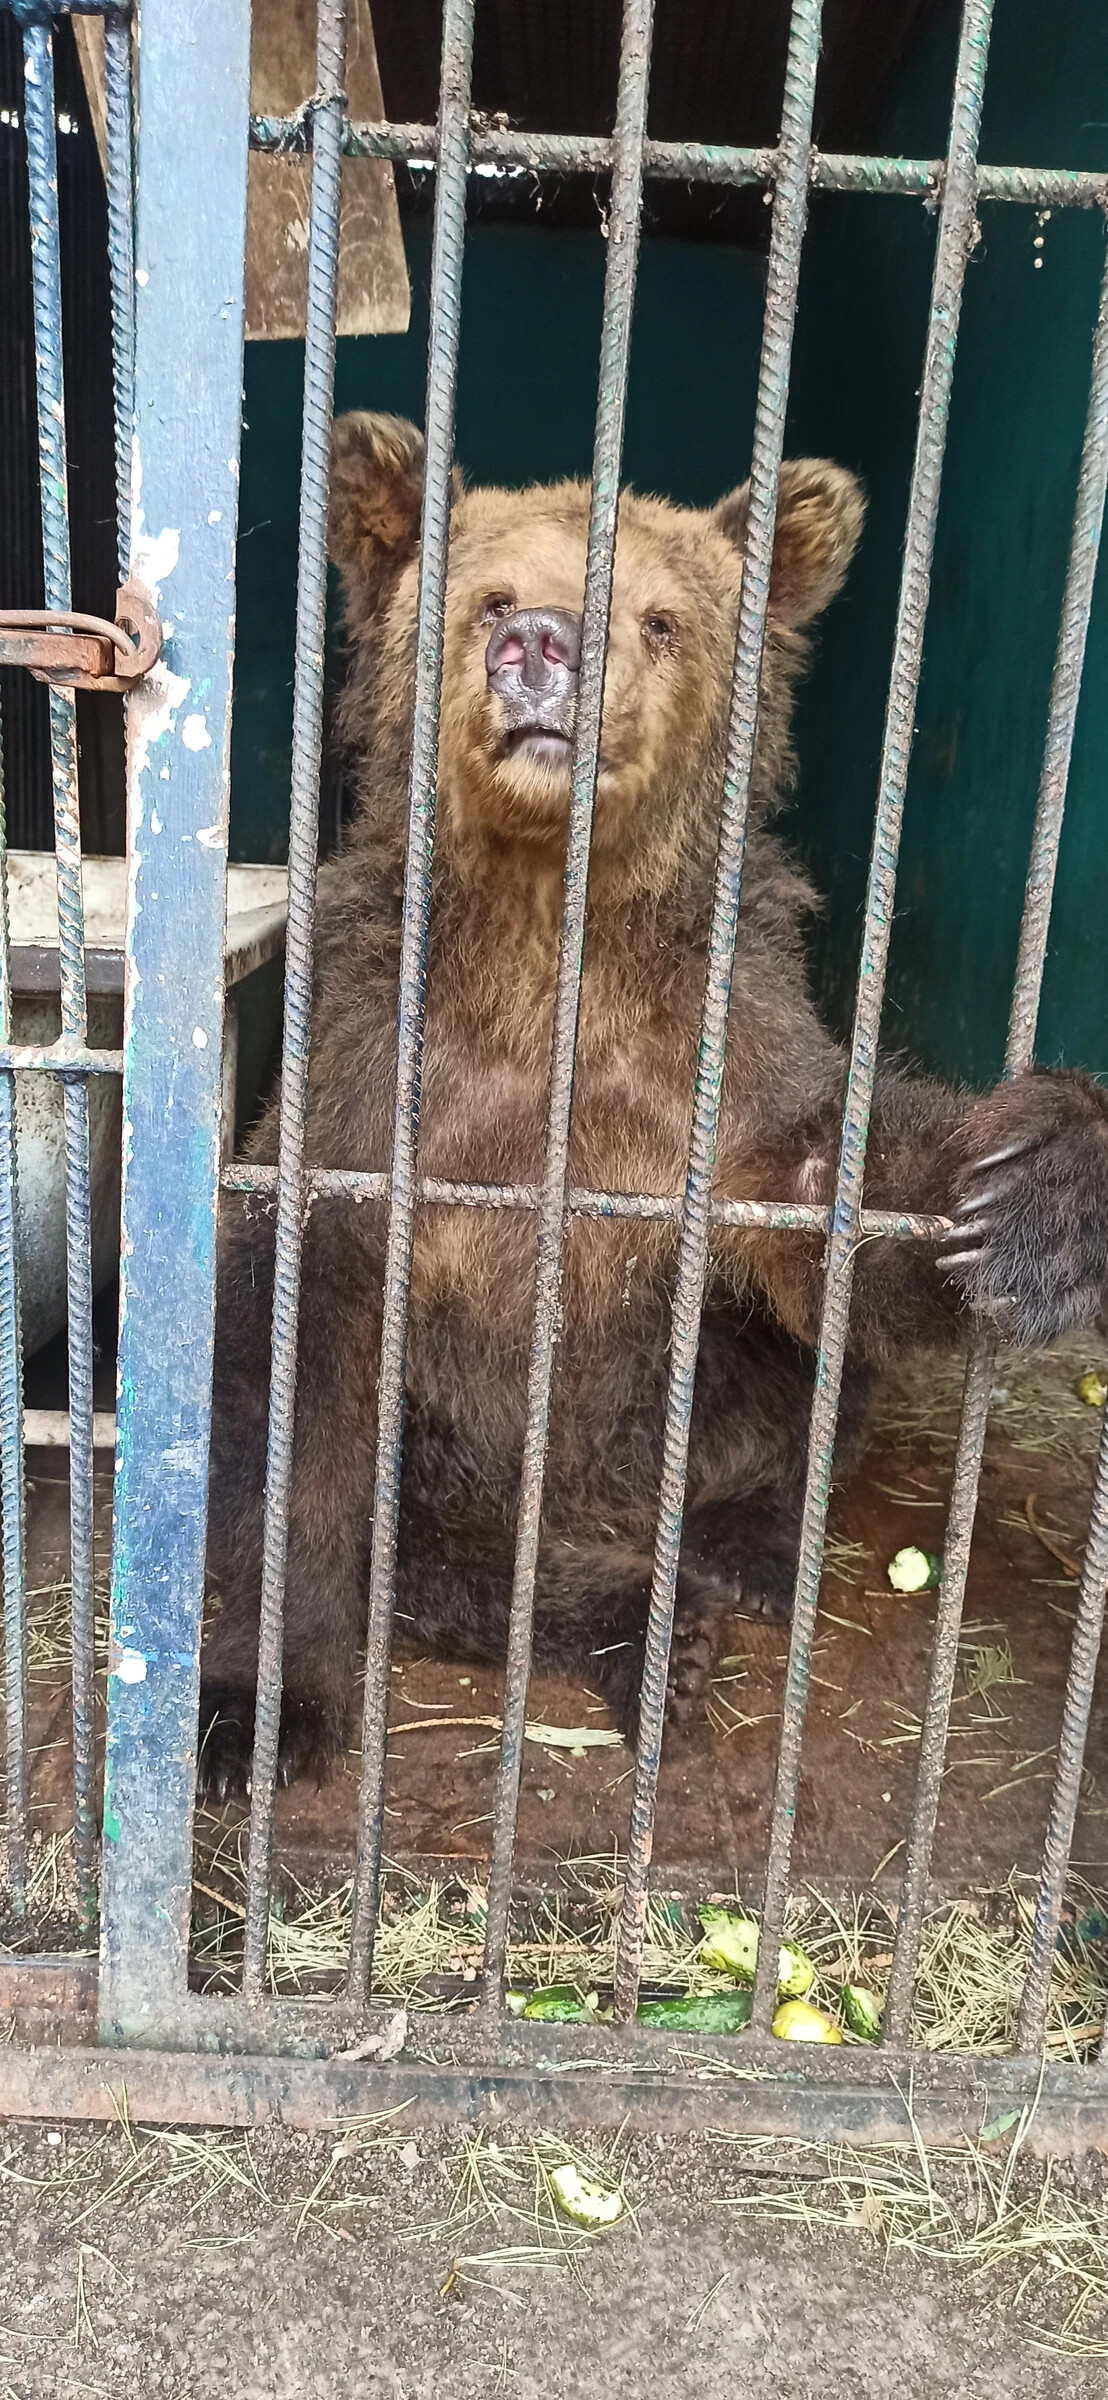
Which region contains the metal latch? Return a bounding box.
[0,579,162,693]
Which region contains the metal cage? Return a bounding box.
[1,0,1108,2143]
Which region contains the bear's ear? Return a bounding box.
[329,412,458,610]
[714,459,864,628]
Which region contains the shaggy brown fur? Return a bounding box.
[198,414,1108,1796]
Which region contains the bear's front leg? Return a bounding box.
[941,1069,1108,1345]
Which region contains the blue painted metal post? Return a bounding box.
[0,700,27,1912]
[99,0,251,2043]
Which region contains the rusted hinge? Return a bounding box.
[0,578,161,693]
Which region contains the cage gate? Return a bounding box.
[0,0,1107,2142]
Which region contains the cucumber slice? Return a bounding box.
[548,2163,624,2226]
[521,1983,598,2022]
[887,1546,943,1593]
[636,1989,752,2032]
[840,1983,882,2041]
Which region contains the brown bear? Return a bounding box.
[197,411,1108,1797]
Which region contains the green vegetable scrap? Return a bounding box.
[698,1907,759,1981]
[636,1989,752,2032]
[887,1546,943,1593]
[548,2163,625,2227]
[521,1983,598,2022]
[1078,1370,1107,1407]
[840,1983,882,2042]
[698,1906,814,1997]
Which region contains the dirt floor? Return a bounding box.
[2,2119,1108,2397]
[5,1339,1108,2390]
[11,1333,1108,1929]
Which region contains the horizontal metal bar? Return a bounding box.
[77,1977,1108,2081]
[6,928,282,1001]
[2,2041,1107,2148]
[0,628,114,680]
[0,1954,97,2014]
[816,154,1107,208]
[248,114,1108,209]
[6,946,124,997]
[0,598,156,694]
[221,1164,948,1240]
[23,1408,116,1448]
[0,1043,123,1073]
[0,2,129,17]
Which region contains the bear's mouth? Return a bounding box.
[501,725,574,768]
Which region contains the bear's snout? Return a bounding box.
[485,606,580,762]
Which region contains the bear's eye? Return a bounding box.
[642,611,677,650]
[480,591,515,623]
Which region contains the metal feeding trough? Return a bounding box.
[6,851,287,1362]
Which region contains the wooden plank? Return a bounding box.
[248,0,410,338]
[74,1,410,339]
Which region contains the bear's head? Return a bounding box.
[329,412,863,896]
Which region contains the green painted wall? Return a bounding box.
[231,0,1108,1088]
[785,0,1108,1085]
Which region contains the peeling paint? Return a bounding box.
[134,522,181,602]
[160,1440,202,1475]
[115,1651,148,1685]
[181,713,212,752]
[130,660,191,785]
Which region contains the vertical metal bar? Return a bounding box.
[21,14,98,1921]
[1007,244,1108,1065]
[611,0,822,2026]
[481,0,657,2012]
[0,696,27,1912]
[1020,1419,1108,2052]
[885,237,1108,2050]
[241,0,347,2001]
[99,0,250,2044]
[220,989,239,1167]
[750,0,996,2036]
[345,0,476,2003]
[103,6,136,580]
[881,1337,996,2043]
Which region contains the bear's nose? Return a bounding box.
[485,606,582,696]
